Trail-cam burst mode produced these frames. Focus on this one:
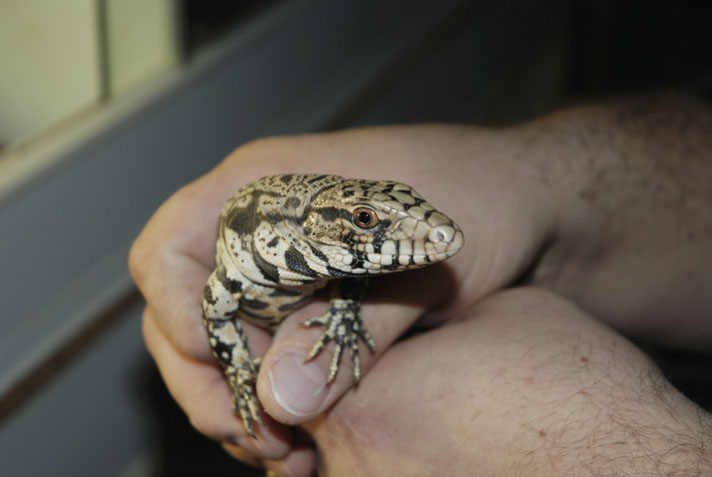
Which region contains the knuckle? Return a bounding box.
[223,443,263,468]
[187,413,226,442]
[179,324,214,362]
[127,236,148,284]
[222,136,291,169]
[140,308,158,350]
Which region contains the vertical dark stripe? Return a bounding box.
[284,246,318,277]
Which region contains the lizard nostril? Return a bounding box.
[429,225,454,243]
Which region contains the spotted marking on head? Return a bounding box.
[216,174,463,289]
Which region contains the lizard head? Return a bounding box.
[298,178,464,277]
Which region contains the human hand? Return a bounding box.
[130,125,558,470]
[129,93,712,473]
[292,288,712,476]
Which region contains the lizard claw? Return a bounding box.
[228,357,263,437]
[302,299,375,383]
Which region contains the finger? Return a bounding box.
[133,249,214,361]
[221,443,263,469]
[222,441,317,477]
[256,264,458,424]
[263,444,317,477]
[142,306,292,460]
[129,177,233,361]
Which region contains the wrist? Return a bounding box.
[518,94,712,347]
[448,126,559,296]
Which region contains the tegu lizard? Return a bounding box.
[202,174,464,436]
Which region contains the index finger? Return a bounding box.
[128,168,238,360]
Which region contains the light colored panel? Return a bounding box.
[0,0,101,145]
[106,0,179,94]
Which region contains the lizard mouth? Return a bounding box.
[347,223,464,272]
[360,239,464,271]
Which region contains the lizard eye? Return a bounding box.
[352,207,379,229]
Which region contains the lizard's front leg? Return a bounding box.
[202,266,262,436]
[302,278,376,382]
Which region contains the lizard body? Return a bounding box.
[202,174,463,435]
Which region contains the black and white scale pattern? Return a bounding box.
[201,174,464,436]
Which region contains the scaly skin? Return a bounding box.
[202,174,463,436]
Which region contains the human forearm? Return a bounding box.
[308,289,712,476]
[522,93,712,348]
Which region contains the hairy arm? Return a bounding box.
[525,92,712,349]
[130,92,712,474]
[304,288,712,476]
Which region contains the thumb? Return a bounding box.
[256,265,458,424]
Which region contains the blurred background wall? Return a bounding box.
[0,1,710,475]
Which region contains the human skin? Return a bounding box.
[130,93,712,475]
